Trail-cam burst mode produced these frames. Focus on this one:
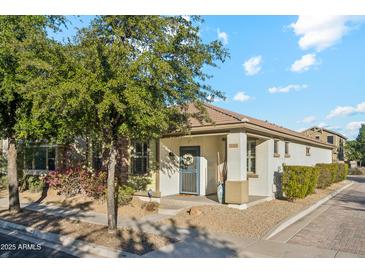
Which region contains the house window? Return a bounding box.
[327,135,334,144]
[131,141,149,175]
[274,140,279,156]
[306,147,311,156]
[247,139,256,173]
[24,145,56,171]
[285,142,290,156]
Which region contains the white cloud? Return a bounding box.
[317,122,328,128]
[290,16,365,52]
[217,28,228,45]
[346,121,365,132]
[233,91,251,102]
[268,84,308,94]
[296,127,307,133]
[301,115,316,124]
[326,101,365,119]
[290,54,318,72]
[243,56,262,76]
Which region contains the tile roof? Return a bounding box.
[186,102,332,147]
[302,126,348,140]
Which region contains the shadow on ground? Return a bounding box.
[0,205,238,258]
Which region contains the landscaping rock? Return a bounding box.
[188,206,202,216]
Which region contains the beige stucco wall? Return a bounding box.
[303,128,346,162]
[159,135,226,196]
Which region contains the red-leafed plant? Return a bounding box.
[43,167,107,199]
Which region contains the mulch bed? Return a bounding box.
[0,209,175,255]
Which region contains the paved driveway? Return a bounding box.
[281,176,365,256]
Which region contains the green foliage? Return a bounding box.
[0,175,7,190]
[19,175,45,192]
[127,176,151,192]
[117,185,135,206]
[28,176,45,193]
[316,163,348,189]
[282,165,320,201]
[0,153,6,175]
[345,140,362,162]
[0,16,66,140]
[349,167,365,175]
[116,176,151,206]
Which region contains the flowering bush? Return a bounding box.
[43,167,107,199]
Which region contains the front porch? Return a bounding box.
[161,194,272,209]
[158,130,274,206]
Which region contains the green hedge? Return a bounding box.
[316,163,348,189]
[282,165,319,201]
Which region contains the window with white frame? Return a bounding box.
[306,146,311,156]
[131,141,149,175]
[285,141,290,155]
[274,140,279,155]
[247,139,256,173]
[24,145,56,171]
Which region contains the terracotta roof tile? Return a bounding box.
[186,102,332,147]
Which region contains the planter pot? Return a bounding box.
[217,182,224,204]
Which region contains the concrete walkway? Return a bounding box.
[0,198,172,233]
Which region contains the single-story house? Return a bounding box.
[1,103,334,205]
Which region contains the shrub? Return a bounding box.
[0,176,7,190]
[19,175,45,193]
[282,165,319,201]
[117,185,135,206]
[349,167,365,175]
[43,167,107,198]
[316,163,348,189]
[126,176,151,192]
[28,176,45,193]
[79,169,107,200]
[337,163,349,181]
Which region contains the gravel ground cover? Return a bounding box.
[160,180,350,239]
[0,209,174,255]
[0,188,158,219]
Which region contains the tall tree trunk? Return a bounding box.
[8,137,20,212]
[107,142,117,233]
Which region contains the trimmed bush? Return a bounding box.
[349,167,365,175]
[316,163,348,189]
[282,165,319,201]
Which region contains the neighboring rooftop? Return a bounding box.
[186,102,332,147]
[302,126,347,140]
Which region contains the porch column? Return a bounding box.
[225,132,249,204]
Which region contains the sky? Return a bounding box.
[49,15,365,140]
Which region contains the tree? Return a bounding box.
[345,140,362,163]
[356,124,365,166]
[0,16,65,212]
[28,16,228,232]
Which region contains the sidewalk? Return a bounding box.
[0,197,171,232]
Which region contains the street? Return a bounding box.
[270,175,365,257]
[0,233,75,258]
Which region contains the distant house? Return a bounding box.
[301,127,347,163]
[1,103,334,206]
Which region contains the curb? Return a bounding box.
[262,181,354,240]
[0,219,138,258]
